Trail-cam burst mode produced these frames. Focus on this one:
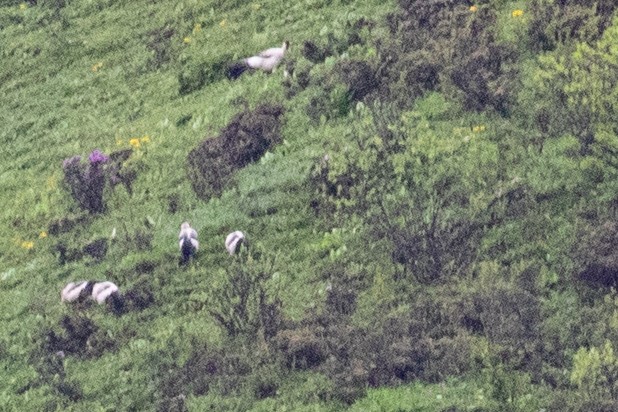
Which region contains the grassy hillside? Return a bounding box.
[2,0,618,410]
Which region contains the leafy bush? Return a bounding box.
[178,56,230,95]
[570,341,618,407]
[39,314,116,359]
[527,0,618,52]
[145,25,177,71]
[573,221,618,288]
[312,99,500,283]
[187,104,284,200]
[207,246,282,339]
[335,60,378,103]
[522,18,618,153]
[273,327,327,370]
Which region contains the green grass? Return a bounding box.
[2,0,616,410]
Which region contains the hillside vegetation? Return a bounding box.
[2,0,618,410]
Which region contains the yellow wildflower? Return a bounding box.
[469,5,477,12]
[219,19,227,28]
[92,62,103,72]
[472,125,486,133]
[193,23,202,34]
[46,175,57,191]
[21,241,34,250]
[183,37,192,44]
[129,138,141,148]
[512,9,524,17]
[19,3,27,10]
[140,135,151,143]
[39,231,48,239]
[251,3,261,11]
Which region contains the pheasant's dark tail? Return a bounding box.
[180,235,195,265]
[227,61,249,80]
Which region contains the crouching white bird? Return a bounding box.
[225,230,247,255]
[227,41,290,79]
[61,280,124,314]
[61,280,94,303]
[179,222,199,264]
[91,281,119,304]
[92,281,124,314]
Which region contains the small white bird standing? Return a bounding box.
[227,41,290,79]
[225,230,246,255]
[179,222,199,264]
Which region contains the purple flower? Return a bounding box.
[62,155,82,169]
[88,149,109,165]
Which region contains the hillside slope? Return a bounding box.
[2,0,618,410]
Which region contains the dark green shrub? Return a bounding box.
[457,284,542,377]
[24,342,83,407]
[377,0,518,113]
[40,314,117,359]
[62,151,108,214]
[301,17,373,64]
[124,278,155,312]
[528,0,617,52]
[336,60,378,102]
[273,327,327,370]
[572,221,618,288]
[178,64,206,96]
[168,340,283,403]
[187,104,284,200]
[82,237,108,261]
[449,42,517,115]
[314,101,500,283]
[206,246,282,339]
[521,18,618,154]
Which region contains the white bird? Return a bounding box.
[179,222,199,264]
[61,281,94,303]
[61,280,124,314]
[91,281,120,304]
[225,231,246,255]
[92,281,124,314]
[227,41,290,79]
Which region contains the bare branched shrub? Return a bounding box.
[207,247,282,339]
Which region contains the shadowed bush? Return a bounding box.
[572,221,618,288]
[336,60,378,102]
[273,327,327,370]
[187,104,284,200]
[62,149,135,214]
[41,314,116,358]
[377,0,518,113]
